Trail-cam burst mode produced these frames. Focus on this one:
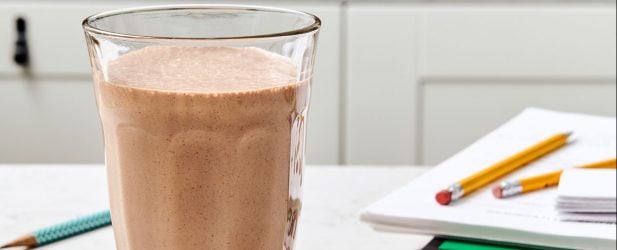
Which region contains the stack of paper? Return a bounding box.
[361,108,617,250]
[557,169,617,224]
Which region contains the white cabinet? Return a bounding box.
[345,6,420,165]
[419,5,616,164]
[0,3,104,163]
[0,78,103,163]
[0,3,112,76]
[0,2,341,164]
[420,5,617,78]
[2,1,616,165]
[347,3,617,165]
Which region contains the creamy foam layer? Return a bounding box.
[107,46,298,92]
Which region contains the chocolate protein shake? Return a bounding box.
[94,46,308,250]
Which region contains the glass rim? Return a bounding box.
[82,4,321,41]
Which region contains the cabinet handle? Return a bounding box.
[14,17,30,67]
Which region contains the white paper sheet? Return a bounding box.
[558,169,616,200]
[556,169,616,222]
[361,108,617,250]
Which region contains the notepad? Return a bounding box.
[361,108,617,250]
[557,169,616,223]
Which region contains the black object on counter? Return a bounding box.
[14,17,30,67]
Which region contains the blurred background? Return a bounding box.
[1,0,615,166]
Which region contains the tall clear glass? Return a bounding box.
[82,5,320,250]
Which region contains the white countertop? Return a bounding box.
[0,165,432,250]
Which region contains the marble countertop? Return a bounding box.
[0,165,431,250]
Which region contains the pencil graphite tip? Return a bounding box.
[566,136,579,145]
[492,186,504,199]
[435,190,452,205]
[0,234,37,249]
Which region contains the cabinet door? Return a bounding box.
[420,5,616,164]
[0,78,104,163]
[0,2,341,164]
[0,3,113,76]
[346,5,419,165]
[347,3,616,165]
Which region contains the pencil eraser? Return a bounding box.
[492,186,504,199]
[435,190,452,205]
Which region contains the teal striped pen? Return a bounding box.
[1,210,111,249]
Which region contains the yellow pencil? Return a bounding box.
[435,132,573,205]
[493,158,617,198]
